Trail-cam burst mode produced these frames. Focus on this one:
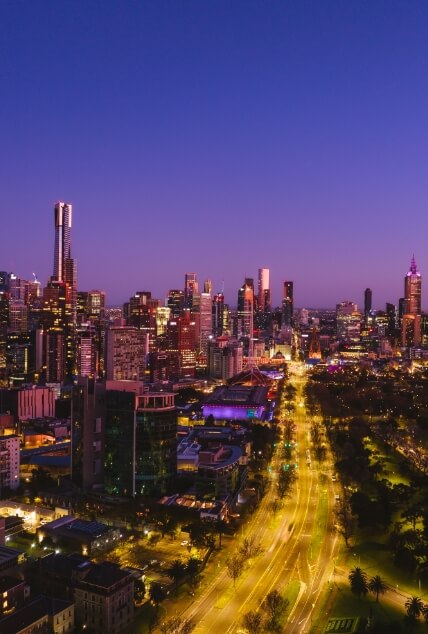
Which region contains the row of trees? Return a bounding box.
[242,590,290,633]
[349,566,428,631]
[226,536,262,587]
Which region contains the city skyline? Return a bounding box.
[4,211,425,311]
[1,2,428,307]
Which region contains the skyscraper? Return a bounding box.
[364,288,372,327]
[402,256,422,347]
[53,202,72,282]
[258,268,270,313]
[184,273,198,308]
[282,281,294,328]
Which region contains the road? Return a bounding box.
[174,363,340,633]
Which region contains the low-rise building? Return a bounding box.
[74,562,134,633]
[37,517,121,557]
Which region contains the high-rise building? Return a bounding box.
[184,273,198,308]
[237,279,254,340]
[336,301,361,343]
[364,288,372,325]
[198,292,212,355]
[105,385,176,497]
[402,256,422,347]
[53,202,72,282]
[167,289,184,319]
[258,268,270,313]
[106,326,146,382]
[282,281,294,328]
[212,293,224,337]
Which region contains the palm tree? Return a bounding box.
[186,556,201,590]
[405,595,424,620]
[368,575,387,602]
[348,567,368,599]
[167,559,187,595]
[149,582,166,610]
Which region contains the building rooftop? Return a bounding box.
[79,562,133,590]
[204,385,269,408]
[0,597,48,634]
[0,575,24,593]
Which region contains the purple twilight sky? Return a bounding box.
[1,1,428,309]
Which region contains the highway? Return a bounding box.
[176,363,340,633]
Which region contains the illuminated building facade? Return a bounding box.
[401,256,422,347]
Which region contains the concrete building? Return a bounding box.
[0,435,20,492]
[106,326,146,382]
[208,337,243,381]
[0,385,55,422]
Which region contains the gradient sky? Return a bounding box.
[1,1,428,309]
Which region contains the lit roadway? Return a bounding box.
[177,363,340,633]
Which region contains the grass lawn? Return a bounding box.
[309,479,329,562]
[313,581,426,634]
[285,578,301,609]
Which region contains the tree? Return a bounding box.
[368,575,387,602]
[405,596,424,620]
[226,553,245,588]
[160,616,195,634]
[262,589,289,626]
[166,559,187,595]
[186,556,201,590]
[242,610,263,634]
[335,500,354,548]
[348,567,368,599]
[215,519,228,548]
[149,582,166,609]
[239,536,262,559]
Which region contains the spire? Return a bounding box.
[410,255,417,275]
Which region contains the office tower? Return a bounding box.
[127,292,158,349]
[106,326,146,381]
[386,303,397,340]
[155,306,171,337]
[199,292,213,355]
[167,289,184,319]
[402,256,422,347]
[212,293,225,337]
[184,273,198,308]
[336,301,361,343]
[204,279,212,295]
[87,290,106,317]
[166,310,197,378]
[208,337,243,381]
[258,268,270,313]
[364,288,372,324]
[42,280,75,382]
[282,281,294,328]
[237,279,254,340]
[70,377,105,490]
[105,385,177,496]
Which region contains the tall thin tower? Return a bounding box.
[53,201,77,324]
[54,202,73,282]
